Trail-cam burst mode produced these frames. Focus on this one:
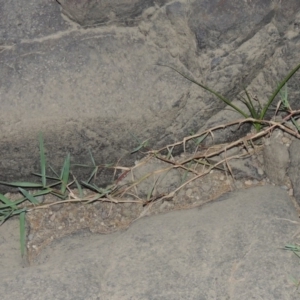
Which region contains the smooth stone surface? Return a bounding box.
[0,185,299,299]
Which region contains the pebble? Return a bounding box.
[282,137,290,144]
[257,167,264,176]
[35,195,45,203]
[186,189,193,197]
[50,203,64,212]
[201,184,212,192]
[280,185,288,190]
[159,201,174,212]
[234,181,244,189]
[122,208,132,218]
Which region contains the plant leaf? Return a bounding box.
[60,153,70,195]
[39,132,47,187]
[19,211,26,258]
[260,62,300,119]
[131,139,150,154]
[87,167,98,184]
[74,176,84,198]
[0,193,17,209]
[158,64,249,118]
[88,149,96,167]
[18,188,40,205]
[0,181,44,188]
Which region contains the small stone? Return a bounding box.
[245,180,252,186]
[27,234,34,241]
[159,201,173,212]
[201,183,212,192]
[49,214,56,222]
[122,208,132,218]
[281,137,290,144]
[257,167,264,176]
[50,203,64,212]
[123,202,132,208]
[234,181,244,189]
[186,189,193,197]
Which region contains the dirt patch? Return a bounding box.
[23,149,270,263]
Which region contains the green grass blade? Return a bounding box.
[260,62,300,119]
[131,139,149,154]
[88,149,96,167]
[158,64,249,118]
[73,176,84,198]
[243,89,259,119]
[60,153,70,195]
[39,132,47,187]
[193,133,208,146]
[0,181,44,188]
[87,167,98,183]
[103,163,114,168]
[147,177,159,201]
[19,211,26,258]
[50,190,66,199]
[166,147,174,160]
[284,244,300,252]
[49,165,60,178]
[181,161,193,184]
[10,208,27,216]
[0,207,27,225]
[279,84,290,109]
[18,188,40,205]
[81,181,105,195]
[0,198,26,209]
[32,189,53,197]
[0,209,13,225]
[0,193,17,209]
[291,117,300,132]
[32,172,61,181]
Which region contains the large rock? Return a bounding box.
[1,186,299,299]
[56,0,169,27]
[0,0,300,186]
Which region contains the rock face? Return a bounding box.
[1,0,300,187]
[56,0,169,27]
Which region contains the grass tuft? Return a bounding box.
[158,62,300,132]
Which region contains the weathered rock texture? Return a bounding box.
[263,130,290,185]
[288,139,300,201]
[1,186,299,299]
[1,0,300,186]
[57,0,169,26]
